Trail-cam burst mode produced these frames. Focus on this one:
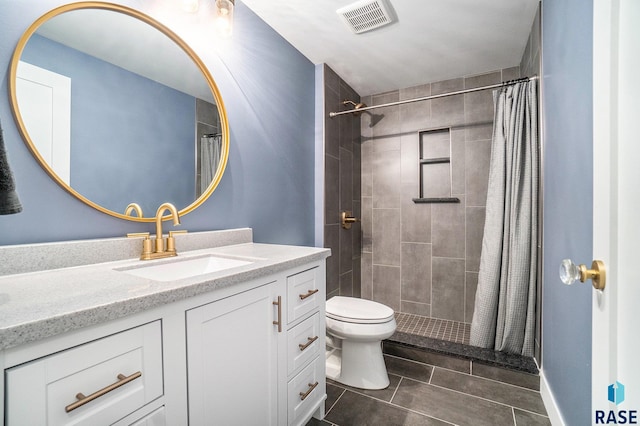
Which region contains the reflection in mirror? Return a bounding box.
[10,4,228,220]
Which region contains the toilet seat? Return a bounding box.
[326,296,394,324]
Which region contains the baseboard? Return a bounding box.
[540,369,566,426]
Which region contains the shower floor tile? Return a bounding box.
[394,312,471,345]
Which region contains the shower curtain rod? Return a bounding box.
[329,75,538,118]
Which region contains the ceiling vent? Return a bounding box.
[337,0,395,34]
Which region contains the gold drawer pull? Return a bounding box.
[299,289,319,300]
[65,371,142,413]
[273,296,282,332]
[299,381,319,401]
[299,336,319,351]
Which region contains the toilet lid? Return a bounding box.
[326,296,395,324]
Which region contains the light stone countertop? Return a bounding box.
[0,236,330,351]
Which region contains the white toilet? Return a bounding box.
[325,296,397,390]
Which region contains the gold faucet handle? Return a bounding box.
[167,230,188,254]
[127,232,153,259]
[341,211,360,229]
[127,232,150,239]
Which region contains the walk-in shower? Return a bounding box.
[323,1,542,375]
[329,70,541,371]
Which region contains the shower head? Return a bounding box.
[342,99,368,115]
[341,99,384,126]
[342,99,367,109]
[368,113,384,127]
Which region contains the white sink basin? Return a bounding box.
[117,254,254,282]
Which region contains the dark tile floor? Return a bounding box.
[307,354,550,426]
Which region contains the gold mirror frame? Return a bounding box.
[8,1,230,222]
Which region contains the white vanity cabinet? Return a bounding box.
[186,265,326,426]
[282,267,325,426]
[5,321,163,426]
[1,254,327,426]
[186,282,279,425]
[128,407,167,426]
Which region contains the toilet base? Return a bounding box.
[325,348,341,381]
[325,340,390,390]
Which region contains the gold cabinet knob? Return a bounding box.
[560,259,606,291]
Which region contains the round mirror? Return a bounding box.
[8,2,229,222]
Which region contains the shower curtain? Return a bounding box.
[469,79,538,357]
[200,134,222,195]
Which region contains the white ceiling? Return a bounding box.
[241,0,540,96]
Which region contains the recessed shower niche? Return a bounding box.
[413,127,460,204]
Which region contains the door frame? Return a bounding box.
[592,0,615,417]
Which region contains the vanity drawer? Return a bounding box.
[129,406,166,426]
[5,321,163,426]
[287,355,324,426]
[287,267,320,324]
[287,313,321,377]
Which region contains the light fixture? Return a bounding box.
[181,0,199,13]
[215,0,235,38]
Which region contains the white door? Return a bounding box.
[592,0,640,419]
[16,61,71,184]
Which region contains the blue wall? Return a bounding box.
[0,0,316,246]
[542,0,593,424]
[22,34,195,214]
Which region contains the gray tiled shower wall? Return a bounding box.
[324,65,362,299]
[360,66,521,324]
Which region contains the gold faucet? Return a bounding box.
[127,202,187,260]
[124,202,144,218]
[152,202,187,258]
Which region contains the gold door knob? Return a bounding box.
[560,259,606,291]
